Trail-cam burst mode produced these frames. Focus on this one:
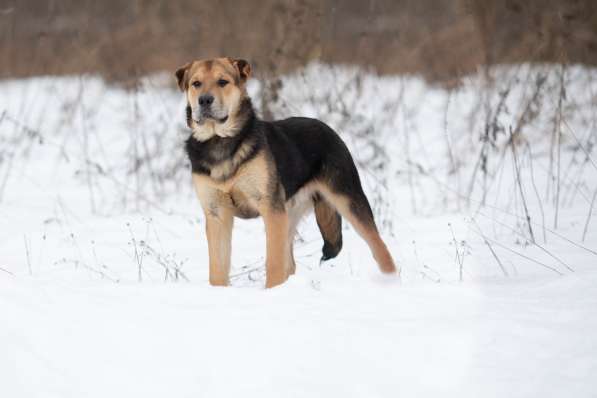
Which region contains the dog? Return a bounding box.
[175,57,397,288]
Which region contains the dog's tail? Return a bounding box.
[313,194,343,261]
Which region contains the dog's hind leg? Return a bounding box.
[317,184,396,274]
[313,194,343,262]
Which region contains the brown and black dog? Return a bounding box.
[175,57,397,288]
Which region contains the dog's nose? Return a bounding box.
[198,94,214,107]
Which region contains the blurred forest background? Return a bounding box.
[1,0,597,85]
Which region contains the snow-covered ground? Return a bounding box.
[1,64,596,397]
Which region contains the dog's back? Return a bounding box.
[263,117,355,197]
[261,116,379,264]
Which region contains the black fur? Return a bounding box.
[321,238,342,261]
[263,117,374,225]
[313,193,343,261]
[185,98,261,178]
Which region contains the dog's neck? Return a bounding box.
[227,97,256,139]
[185,98,260,179]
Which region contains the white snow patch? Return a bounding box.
[1,63,596,396]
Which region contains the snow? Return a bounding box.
[1,64,596,397]
[3,269,596,397]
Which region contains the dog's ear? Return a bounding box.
[175,62,192,91]
[230,59,251,83]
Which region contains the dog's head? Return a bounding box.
[175,57,252,141]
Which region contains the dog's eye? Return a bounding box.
[217,79,229,87]
[192,81,202,88]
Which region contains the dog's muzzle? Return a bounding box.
[193,94,228,124]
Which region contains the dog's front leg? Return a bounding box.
[261,209,289,288]
[204,206,234,286]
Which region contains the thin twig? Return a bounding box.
[509,126,536,243]
[476,212,574,272]
[448,223,464,282]
[472,232,563,276]
[524,142,547,243]
[582,188,597,243]
[562,119,597,172]
[553,65,566,229]
[23,235,32,275]
[471,220,509,277]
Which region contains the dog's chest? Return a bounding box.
[192,152,270,216]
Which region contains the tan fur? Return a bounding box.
[193,152,293,287]
[205,207,234,286]
[314,197,341,250]
[193,152,270,201]
[260,210,290,288]
[315,183,397,274]
[209,138,258,181]
[181,58,250,142]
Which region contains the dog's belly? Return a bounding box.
[230,183,316,221]
[230,189,260,219]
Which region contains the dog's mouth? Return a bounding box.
[195,113,228,125]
